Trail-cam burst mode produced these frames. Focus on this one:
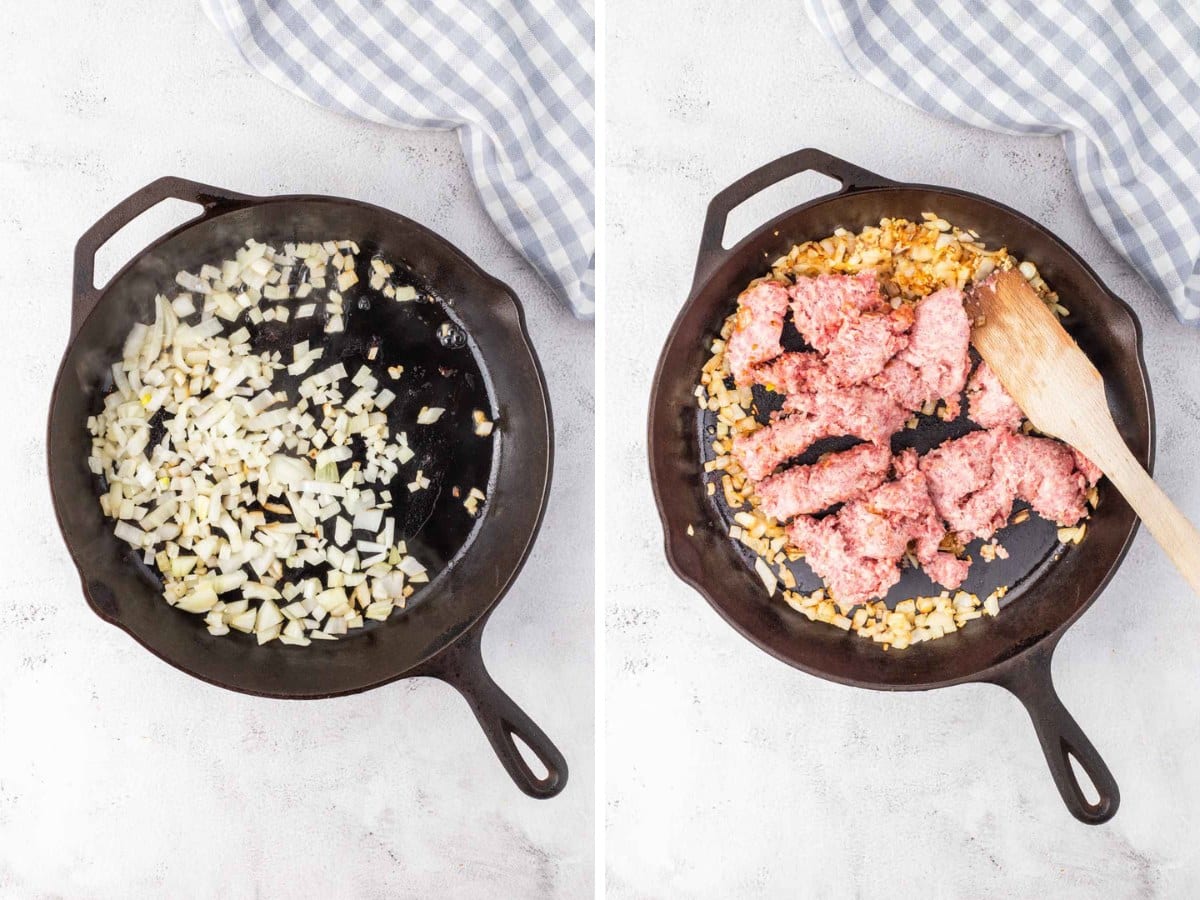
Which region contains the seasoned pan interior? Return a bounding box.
[50,198,551,697]
[655,186,1152,689]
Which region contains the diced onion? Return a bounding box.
[416,407,445,425]
[88,239,449,648]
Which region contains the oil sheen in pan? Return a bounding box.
[91,241,497,625]
[698,311,1074,609]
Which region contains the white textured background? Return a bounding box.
[606,3,1200,897]
[0,2,593,898]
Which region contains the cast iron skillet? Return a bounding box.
[48,177,567,798]
[648,149,1153,824]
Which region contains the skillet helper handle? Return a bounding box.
[693,148,895,291]
[990,641,1119,824]
[72,176,252,339]
[423,628,568,799]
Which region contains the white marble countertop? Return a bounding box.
[0,2,593,897]
[606,3,1200,897]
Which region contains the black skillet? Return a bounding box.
[48,177,566,798]
[648,149,1153,823]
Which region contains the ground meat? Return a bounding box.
[788,273,914,385]
[733,385,908,480]
[785,449,969,609]
[891,286,971,415]
[788,272,887,351]
[779,384,908,433]
[871,358,929,410]
[733,417,819,482]
[825,307,914,384]
[854,288,970,416]
[851,449,969,586]
[755,443,892,521]
[919,429,1018,541]
[787,515,903,611]
[923,552,972,589]
[966,361,1023,430]
[726,281,790,386]
[1072,448,1102,486]
[920,428,1100,541]
[753,351,840,394]
[1001,433,1099,527]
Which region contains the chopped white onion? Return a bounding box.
[89,239,441,647]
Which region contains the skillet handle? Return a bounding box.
[72,176,253,339]
[420,627,568,799]
[989,640,1119,824]
[693,148,895,292]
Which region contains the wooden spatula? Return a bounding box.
[968,269,1200,596]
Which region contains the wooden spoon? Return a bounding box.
[967,270,1200,596]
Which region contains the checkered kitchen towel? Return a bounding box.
[804,0,1200,323]
[202,0,595,318]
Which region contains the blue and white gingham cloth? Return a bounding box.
[201,0,595,318]
[804,0,1200,323]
